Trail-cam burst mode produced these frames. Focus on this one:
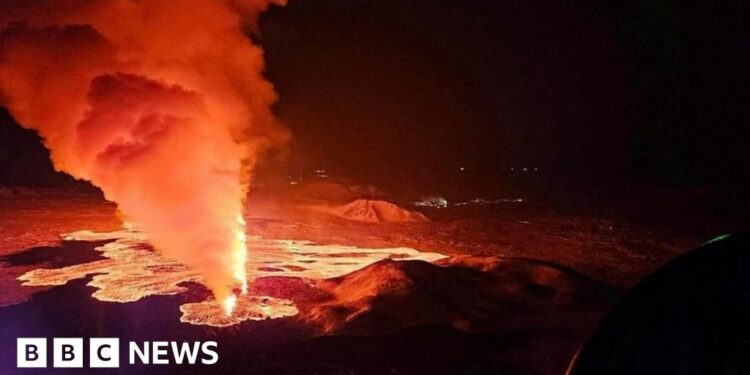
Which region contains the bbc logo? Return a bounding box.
[17,338,119,368]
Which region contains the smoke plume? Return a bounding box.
[0,0,289,305]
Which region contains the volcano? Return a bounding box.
[0,0,746,372]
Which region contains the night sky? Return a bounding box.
[1,0,748,194]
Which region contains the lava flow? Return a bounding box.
[18,227,446,327]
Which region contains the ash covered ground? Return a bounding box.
[1,181,748,374]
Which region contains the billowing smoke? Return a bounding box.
[0,0,289,307]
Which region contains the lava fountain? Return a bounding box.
[0,0,289,311]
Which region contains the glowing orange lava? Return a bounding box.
[18,227,446,327]
[234,214,249,295]
[223,294,238,316]
[182,295,299,328]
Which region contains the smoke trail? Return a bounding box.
[0,0,289,306]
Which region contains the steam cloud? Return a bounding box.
[0,0,289,304]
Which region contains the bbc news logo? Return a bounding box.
[17,338,218,368]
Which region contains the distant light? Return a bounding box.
[523,167,528,172]
[459,167,465,171]
[454,198,524,206]
[412,196,448,209]
[704,233,731,245]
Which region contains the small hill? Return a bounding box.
[299,256,616,335]
[315,199,429,223]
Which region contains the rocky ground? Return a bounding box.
[0,182,748,374]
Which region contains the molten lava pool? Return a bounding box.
[18,227,447,327]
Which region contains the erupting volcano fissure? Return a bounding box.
[0,0,289,310]
[18,227,446,327]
